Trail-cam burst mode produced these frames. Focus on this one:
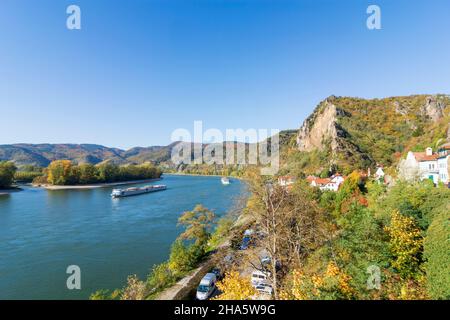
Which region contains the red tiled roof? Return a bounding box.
[412,152,439,162]
[314,178,331,185]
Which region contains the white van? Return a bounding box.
[251,270,270,287]
[196,273,217,300]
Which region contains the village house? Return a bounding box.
[278,176,296,187]
[399,146,450,185]
[437,144,450,184]
[307,173,346,192]
[374,165,385,181]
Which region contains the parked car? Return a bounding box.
[240,236,251,250]
[255,283,273,296]
[196,273,217,300]
[223,253,234,265]
[261,256,271,266]
[260,255,281,270]
[251,270,270,286]
[256,230,267,239]
[210,267,222,279]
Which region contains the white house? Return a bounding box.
[398,147,445,184]
[437,144,450,185]
[307,174,346,192]
[278,176,296,187]
[374,166,385,181]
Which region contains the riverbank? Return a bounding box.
[164,172,244,180]
[153,205,250,300]
[34,178,162,190]
[0,186,23,195]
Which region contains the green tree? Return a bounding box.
[177,205,215,248]
[147,262,176,292]
[78,163,97,184]
[424,208,450,299]
[96,163,119,182]
[0,161,17,188]
[167,240,201,274]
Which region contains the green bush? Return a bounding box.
[147,262,176,292]
[14,171,43,182]
[424,209,450,299]
[0,161,17,188]
[168,240,203,275]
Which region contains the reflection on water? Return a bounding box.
[0,175,245,299]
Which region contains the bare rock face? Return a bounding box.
[296,100,343,152]
[422,96,447,122]
[394,101,410,115]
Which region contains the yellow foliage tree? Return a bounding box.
[280,262,355,300]
[47,160,73,185]
[120,275,147,300]
[214,271,256,300]
[384,210,423,279]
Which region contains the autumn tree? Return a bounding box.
[121,275,147,300]
[280,262,355,300]
[244,169,325,299]
[215,271,256,300]
[47,160,74,185]
[385,210,423,279]
[177,204,215,248]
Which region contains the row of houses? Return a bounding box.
[278,143,449,192]
[278,167,386,192]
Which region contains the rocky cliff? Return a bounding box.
[295,94,450,172]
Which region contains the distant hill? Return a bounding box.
[0,131,298,170]
[291,94,450,175]
[0,143,174,168]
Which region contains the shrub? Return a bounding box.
[168,240,203,275]
[424,209,450,299]
[385,211,423,279]
[147,262,176,292]
[0,161,17,188]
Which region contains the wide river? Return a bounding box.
[0,174,246,299]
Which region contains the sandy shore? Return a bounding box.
[35,178,162,190]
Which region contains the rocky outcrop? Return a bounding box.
[421,95,447,122]
[296,98,348,152]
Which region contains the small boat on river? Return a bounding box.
[111,185,166,198]
[221,177,230,185]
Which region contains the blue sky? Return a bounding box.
[1,0,449,149]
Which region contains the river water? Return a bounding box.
[0,174,245,299]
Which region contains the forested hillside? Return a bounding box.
[288,94,450,176]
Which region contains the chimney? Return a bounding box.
[426,147,433,156]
